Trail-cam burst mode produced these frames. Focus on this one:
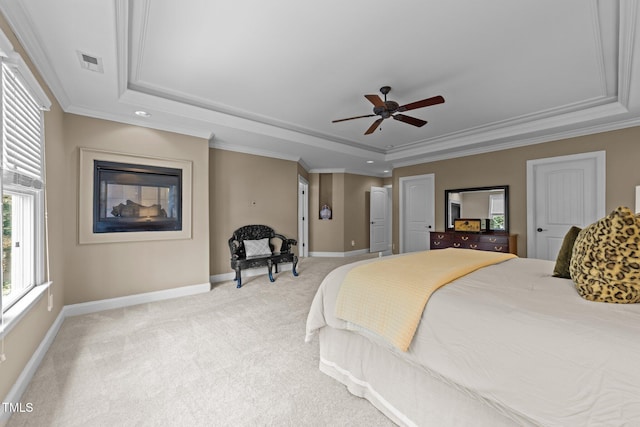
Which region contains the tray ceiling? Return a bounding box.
[1,0,639,176]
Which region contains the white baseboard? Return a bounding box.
[309,249,370,258]
[210,264,293,284]
[1,281,212,424]
[64,282,211,317]
[210,251,372,283]
[1,308,65,425]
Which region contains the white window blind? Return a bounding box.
[1,61,46,317]
[2,64,43,189]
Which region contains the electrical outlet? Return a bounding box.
[48,293,53,311]
[0,353,6,363]
[351,240,355,247]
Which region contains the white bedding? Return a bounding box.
[306,255,640,426]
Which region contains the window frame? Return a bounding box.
[2,186,45,312]
[0,31,51,328]
[488,193,506,231]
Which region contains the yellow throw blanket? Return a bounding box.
[335,248,517,351]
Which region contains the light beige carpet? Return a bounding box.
[7,255,395,427]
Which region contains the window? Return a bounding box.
[489,193,505,230]
[1,62,46,313]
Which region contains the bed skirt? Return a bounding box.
[318,327,534,427]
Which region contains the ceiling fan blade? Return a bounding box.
[364,118,384,135]
[332,114,377,123]
[364,94,385,107]
[393,114,427,127]
[398,95,445,112]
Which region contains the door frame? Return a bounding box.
[526,151,605,258]
[369,185,392,255]
[399,173,435,254]
[297,175,309,257]
[385,184,393,254]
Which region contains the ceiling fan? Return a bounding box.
[332,86,445,135]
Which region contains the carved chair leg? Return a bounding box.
[267,260,275,282]
[292,256,299,277]
[235,268,242,288]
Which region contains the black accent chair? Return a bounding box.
[228,225,298,288]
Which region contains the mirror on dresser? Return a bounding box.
[444,185,509,233]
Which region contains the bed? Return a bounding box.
[305,249,640,426]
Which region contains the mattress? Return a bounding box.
[306,254,640,426]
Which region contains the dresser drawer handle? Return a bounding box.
[489,237,497,243]
[494,246,503,251]
[469,244,478,249]
[433,241,440,246]
[437,234,445,239]
[461,236,469,241]
[453,243,461,248]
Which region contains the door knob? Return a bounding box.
[537,228,547,232]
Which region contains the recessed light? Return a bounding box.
[135,110,151,118]
[383,170,389,173]
[366,160,374,164]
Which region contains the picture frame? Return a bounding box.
[453,218,482,233]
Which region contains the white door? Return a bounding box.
[370,186,389,253]
[527,151,605,260]
[400,174,435,253]
[297,176,309,257]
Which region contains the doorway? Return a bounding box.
[370,185,392,255]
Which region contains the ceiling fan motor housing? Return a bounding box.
[374,101,399,118]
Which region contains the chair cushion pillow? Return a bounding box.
[569,206,640,303]
[244,238,272,257]
[552,226,582,278]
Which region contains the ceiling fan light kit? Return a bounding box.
[332,86,445,135]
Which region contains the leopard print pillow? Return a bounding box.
[569,206,640,303]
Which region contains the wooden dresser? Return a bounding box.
[430,231,517,255]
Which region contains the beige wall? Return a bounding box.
[393,126,640,256]
[62,115,210,304]
[209,149,299,276]
[309,172,383,253]
[309,173,343,253]
[344,174,385,251]
[0,14,66,403]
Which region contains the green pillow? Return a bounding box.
[552,226,582,278]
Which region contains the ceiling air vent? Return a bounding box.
[76,50,104,73]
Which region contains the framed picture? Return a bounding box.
[79,148,192,244]
[454,218,482,233]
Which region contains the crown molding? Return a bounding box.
[65,104,212,139]
[391,114,640,169]
[618,0,638,108]
[209,140,301,163]
[114,0,129,97]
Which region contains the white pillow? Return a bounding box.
[244,238,271,257]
